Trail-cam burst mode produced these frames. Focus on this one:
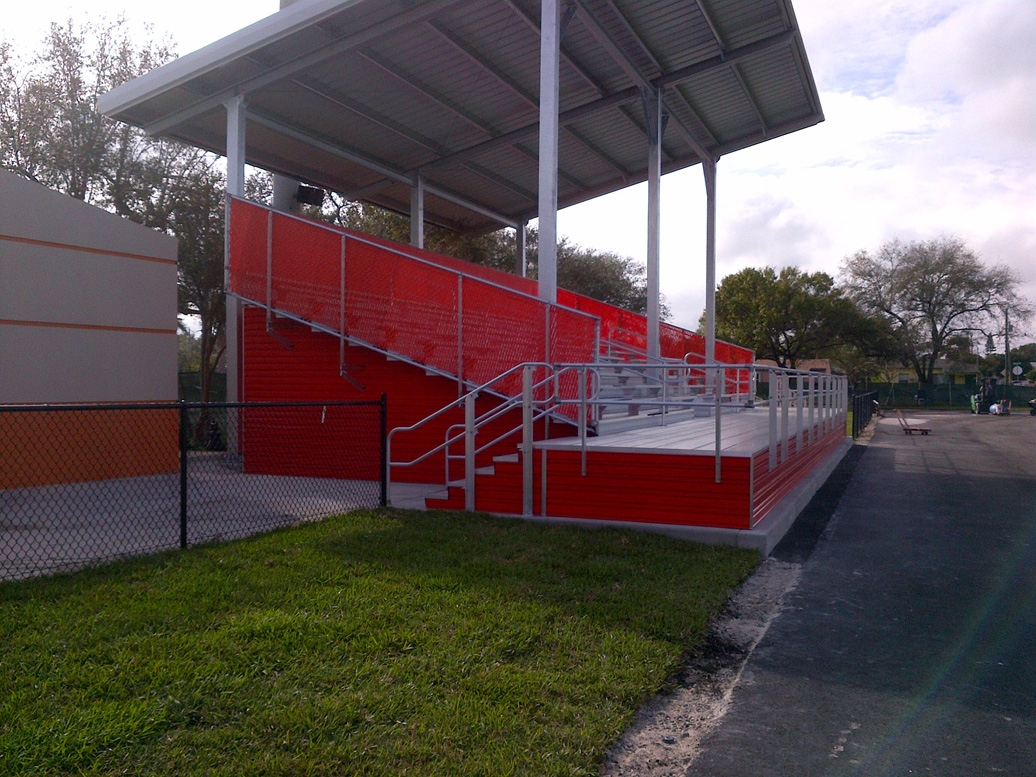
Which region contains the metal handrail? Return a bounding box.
[551,361,848,482]
[389,358,848,512]
[387,363,559,507]
[231,196,598,316]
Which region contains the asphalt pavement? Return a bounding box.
[686,410,1036,776]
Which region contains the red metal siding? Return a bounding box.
[241,308,573,483]
[542,450,753,529]
[429,447,754,530]
[751,426,845,525]
[430,422,846,531]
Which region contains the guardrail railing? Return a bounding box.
[387,361,848,514]
[228,197,598,394]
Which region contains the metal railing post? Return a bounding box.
[768,369,778,471]
[821,374,829,435]
[714,365,722,482]
[796,373,805,451]
[661,366,669,427]
[522,366,534,516]
[808,374,816,445]
[266,210,274,329]
[578,367,588,475]
[464,392,476,511]
[780,372,790,464]
[380,393,388,507]
[457,275,464,397]
[339,235,347,374]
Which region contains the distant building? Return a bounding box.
[894,359,981,385]
[755,358,833,384]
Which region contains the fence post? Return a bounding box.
[380,393,388,507]
[179,401,189,549]
[780,372,790,464]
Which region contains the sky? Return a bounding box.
[4,0,1035,336]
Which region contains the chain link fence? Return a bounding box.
[0,399,386,581]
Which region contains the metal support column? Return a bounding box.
[537,0,561,304]
[272,174,301,213]
[645,89,664,361]
[515,221,527,278]
[224,96,247,410]
[410,174,425,250]
[703,157,718,371]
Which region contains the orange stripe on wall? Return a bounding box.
[0,408,179,489]
[0,319,175,336]
[0,233,177,266]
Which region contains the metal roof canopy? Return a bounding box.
[99,0,822,237]
[100,0,822,389]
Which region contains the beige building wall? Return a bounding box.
[0,170,178,403]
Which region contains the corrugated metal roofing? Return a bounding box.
[99,0,822,234]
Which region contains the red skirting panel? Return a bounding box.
[751,426,845,525]
[429,447,754,530]
[429,426,847,531]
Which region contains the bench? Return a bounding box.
[895,409,930,435]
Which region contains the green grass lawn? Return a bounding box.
[0,508,757,776]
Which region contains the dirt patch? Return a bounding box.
[602,558,802,776]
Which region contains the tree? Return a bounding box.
[166,164,228,403]
[710,266,878,369]
[509,228,668,317]
[841,237,1031,384]
[1,18,173,204]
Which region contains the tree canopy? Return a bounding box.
[1,19,173,204]
[710,266,880,369]
[841,236,1030,384]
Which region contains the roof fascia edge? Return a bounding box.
[711,113,823,158]
[98,0,360,115]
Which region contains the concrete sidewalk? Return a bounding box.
[686,411,1036,776]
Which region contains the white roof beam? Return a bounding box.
[418,87,640,173]
[500,0,607,98]
[249,111,411,186]
[694,0,727,55]
[426,19,632,181]
[658,29,797,89]
[290,77,451,157]
[730,63,769,137]
[574,0,715,161]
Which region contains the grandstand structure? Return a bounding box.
[100,0,846,550]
